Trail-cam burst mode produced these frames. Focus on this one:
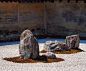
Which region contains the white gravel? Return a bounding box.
[0,43,86,71]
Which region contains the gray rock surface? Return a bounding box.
[43,40,70,52]
[42,52,56,59]
[66,35,80,49]
[19,29,39,59]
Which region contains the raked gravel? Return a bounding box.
[0,43,86,71]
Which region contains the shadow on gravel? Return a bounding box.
[40,48,83,54]
[3,56,64,63]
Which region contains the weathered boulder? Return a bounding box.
[20,29,33,40]
[43,40,70,52]
[19,29,39,59]
[65,35,80,49]
[42,52,56,59]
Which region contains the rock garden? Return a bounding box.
[3,29,83,63]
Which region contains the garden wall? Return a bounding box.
[46,1,86,37]
[0,2,45,36]
[0,1,86,42]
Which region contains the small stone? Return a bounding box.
[19,29,39,59]
[42,52,56,59]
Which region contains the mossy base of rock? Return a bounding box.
[40,48,83,54]
[3,56,64,63]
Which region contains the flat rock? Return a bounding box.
[43,40,70,52]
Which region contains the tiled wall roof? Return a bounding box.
[0,0,54,2]
[0,0,86,3]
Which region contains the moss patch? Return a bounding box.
[40,48,83,54]
[3,56,64,63]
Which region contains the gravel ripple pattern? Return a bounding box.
[0,43,86,71]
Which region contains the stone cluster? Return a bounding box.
[43,35,80,52]
[19,29,80,59]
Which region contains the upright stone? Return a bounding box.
[65,35,80,49]
[19,29,39,59]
